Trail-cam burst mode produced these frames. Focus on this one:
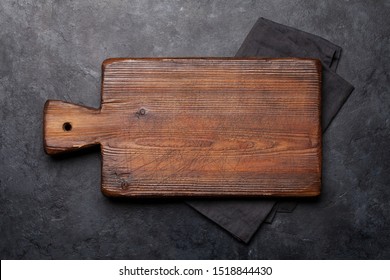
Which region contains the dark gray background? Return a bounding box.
[1,0,389,259]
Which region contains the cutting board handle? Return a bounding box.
[43,100,102,155]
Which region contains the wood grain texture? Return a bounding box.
[44,58,322,197]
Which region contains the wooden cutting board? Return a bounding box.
[44,58,321,197]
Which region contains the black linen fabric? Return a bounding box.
[187,18,354,243]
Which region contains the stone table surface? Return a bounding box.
[1,0,389,259]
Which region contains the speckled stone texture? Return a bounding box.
[0,0,389,259]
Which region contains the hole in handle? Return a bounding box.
[63,122,72,131]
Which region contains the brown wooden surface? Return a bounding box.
[44,58,322,197]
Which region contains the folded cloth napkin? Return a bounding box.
[187,17,354,243]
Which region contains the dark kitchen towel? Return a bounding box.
[187,17,354,243]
